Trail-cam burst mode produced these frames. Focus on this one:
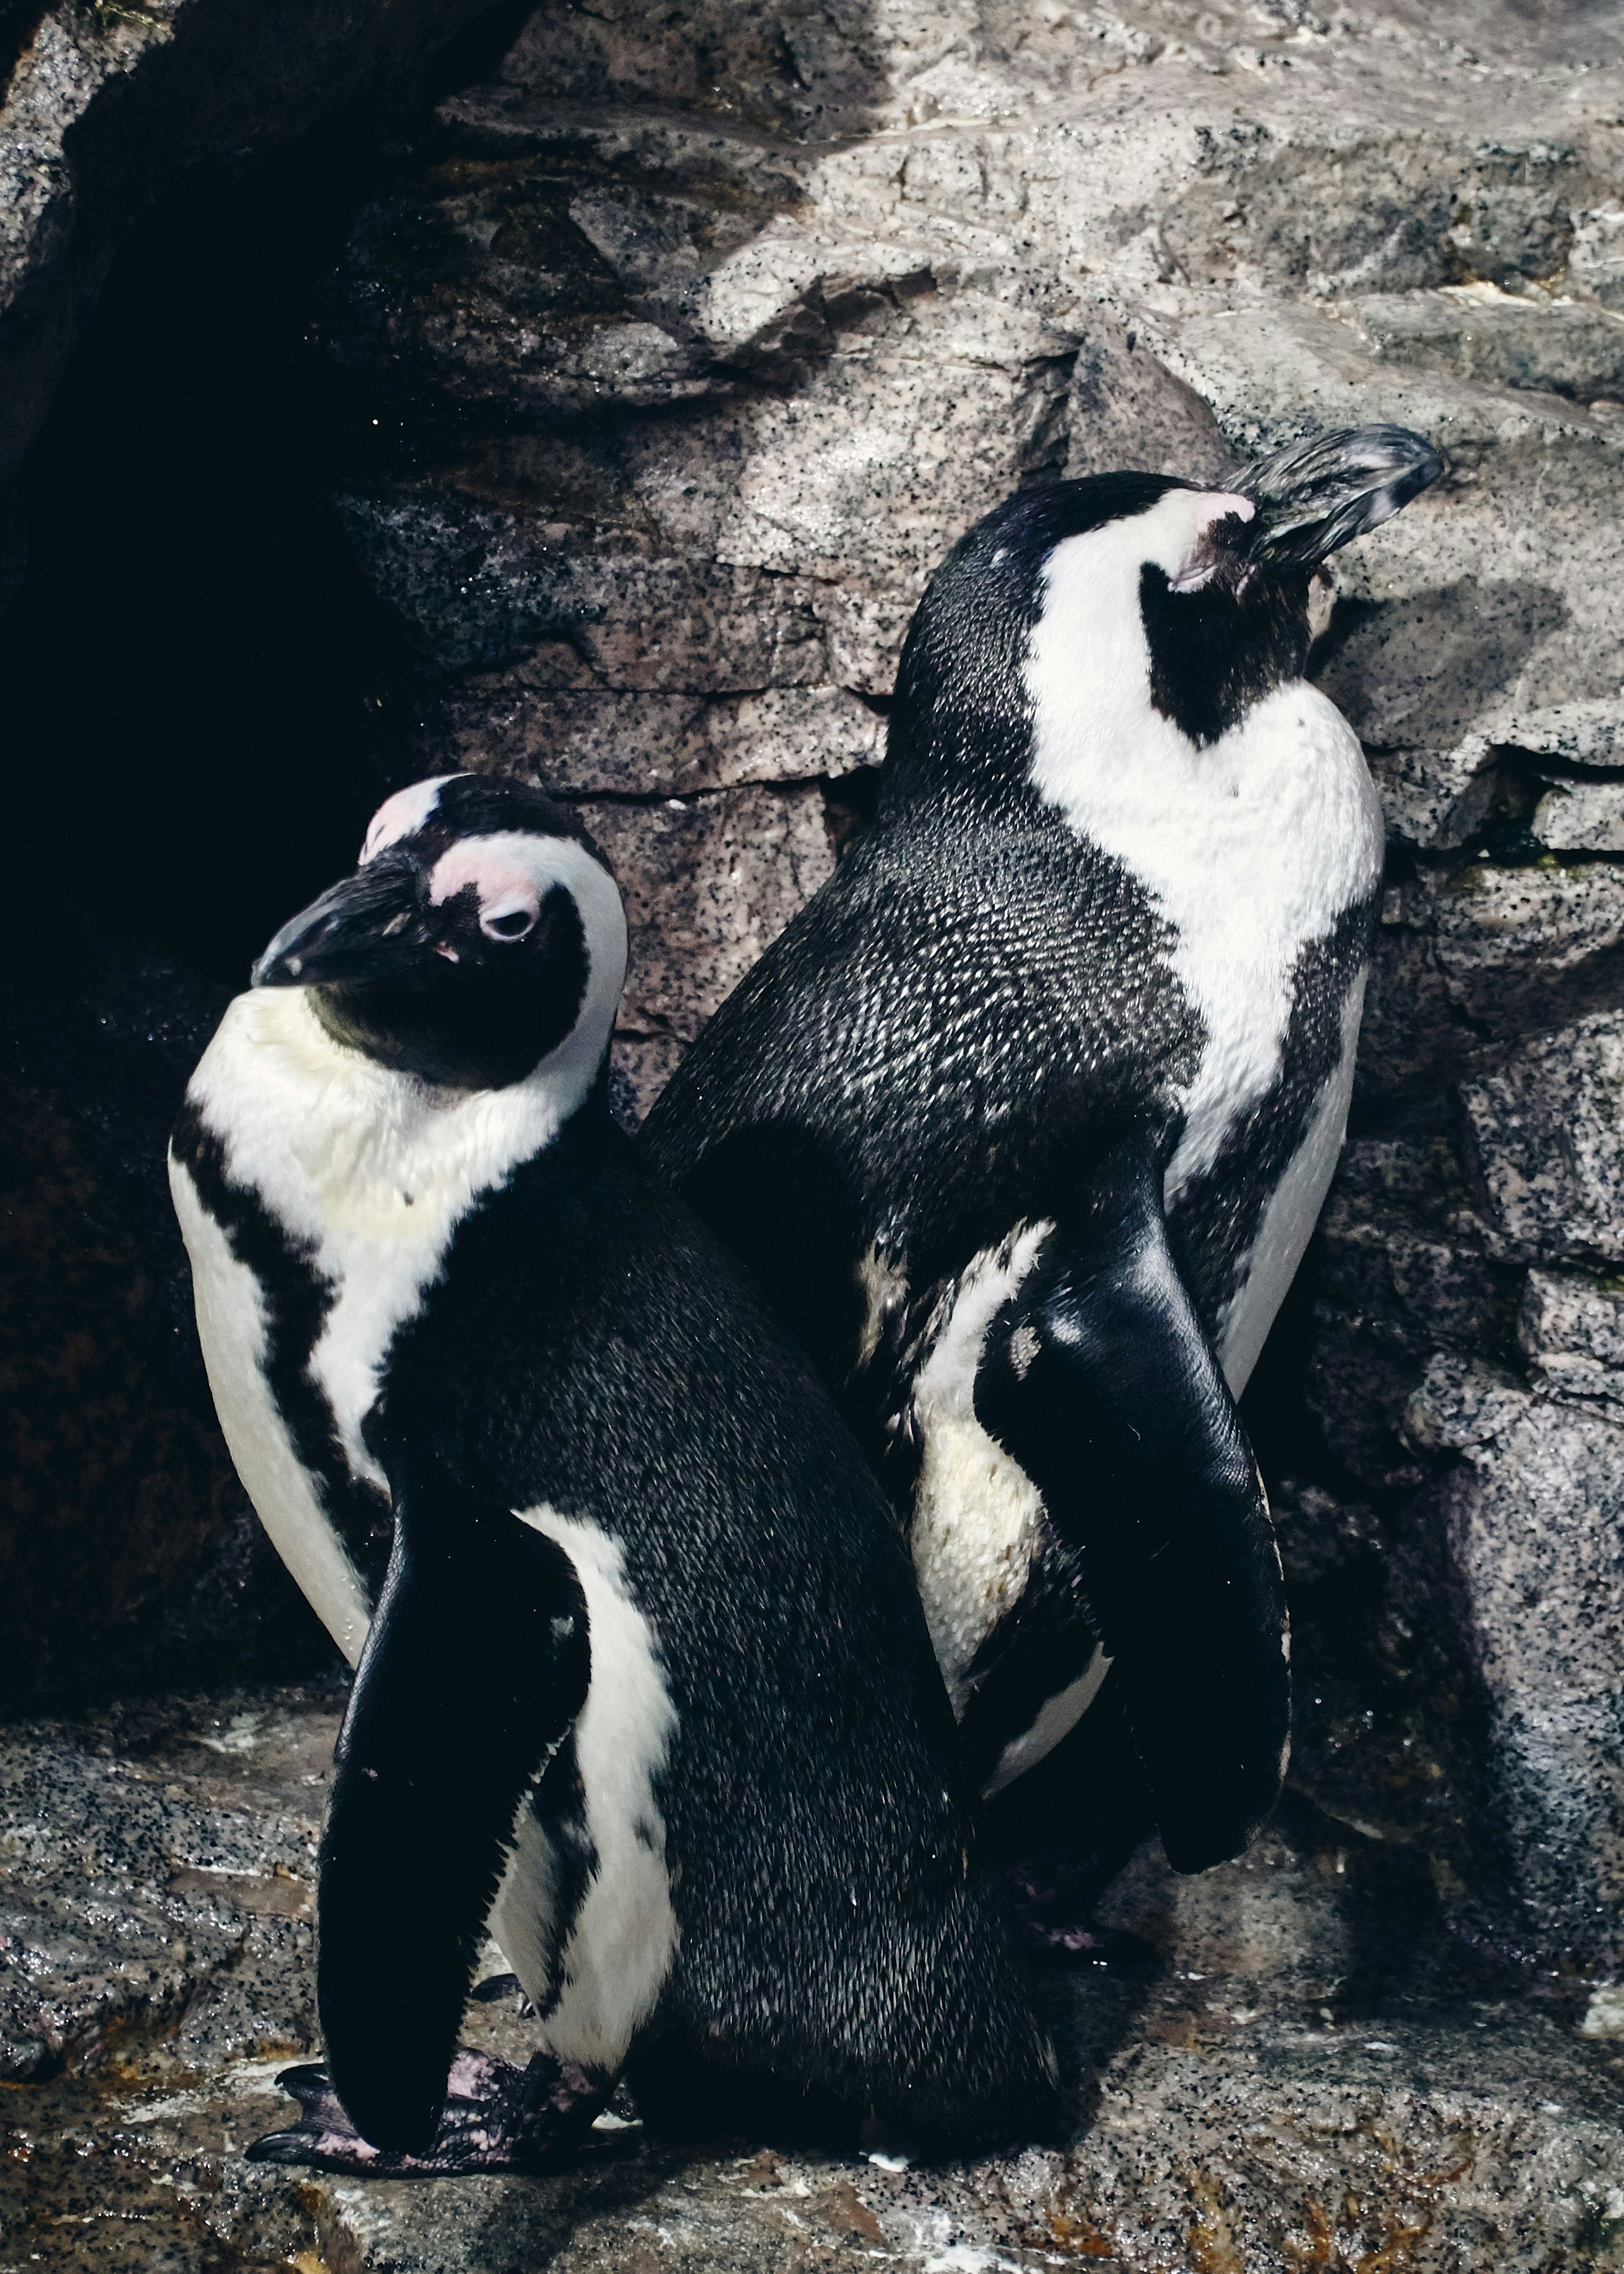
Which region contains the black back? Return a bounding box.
[363,1097,1052,2131]
[641,472,1347,1454]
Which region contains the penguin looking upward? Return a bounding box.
[169,773,1057,2172]
[641,427,1441,1893]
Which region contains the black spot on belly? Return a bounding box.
[172,1100,392,1594]
[524,1734,597,2018]
[1167,893,1378,1340]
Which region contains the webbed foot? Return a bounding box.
[246,2046,605,2175]
[1001,1863,1158,1970]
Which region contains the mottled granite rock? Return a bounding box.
[1404,1356,1624,1974]
[4,1684,1623,2272]
[1460,1013,1624,1267]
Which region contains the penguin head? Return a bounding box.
[884,424,1441,793]
[251,774,627,1093]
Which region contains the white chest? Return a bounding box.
[1030,665,1381,1175]
[185,991,565,1490]
[174,992,575,1663]
[170,1151,374,1665]
[899,1225,1054,1708]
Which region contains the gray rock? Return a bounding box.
[1460,1013,1624,1266]
[419,682,882,798]
[1521,1268,1624,1406]
[6,1682,1624,2273]
[1405,1355,1624,1973]
[1534,778,1624,853]
[580,783,838,1114]
[1367,742,1505,851]
[1345,286,1624,404]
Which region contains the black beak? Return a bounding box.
[251,856,429,989]
[1236,424,1443,572]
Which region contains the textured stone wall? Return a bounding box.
[4,0,1624,1985]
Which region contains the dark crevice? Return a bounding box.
[822,763,882,857]
[0,0,49,104]
[0,22,542,1704]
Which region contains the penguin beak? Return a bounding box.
[1236,424,1443,573]
[251,857,430,989]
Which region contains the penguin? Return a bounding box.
[168,773,1058,2172]
[641,426,1442,1888]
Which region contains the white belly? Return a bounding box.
[901,1224,1115,1793]
[1215,972,1366,1396]
[906,1224,1053,1709]
[500,1510,680,2072]
[169,1152,372,1665]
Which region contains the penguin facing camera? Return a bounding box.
[641,426,1443,1923]
[169,773,1059,2173]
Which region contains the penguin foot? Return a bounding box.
[1001,1865,1159,1971]
[246,2047,606,2175]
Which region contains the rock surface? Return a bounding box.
[4,1680,1623,2273]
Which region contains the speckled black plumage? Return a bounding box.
[339,1097,1057,2145]
[641,448,1433,1868]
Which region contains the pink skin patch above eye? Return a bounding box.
[1167,491,1256,593]
[428,843,543,942]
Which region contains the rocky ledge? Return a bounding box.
[3,1680,1623,2273]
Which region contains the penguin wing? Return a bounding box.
[973,1134,1289,1873]
[316,1459,591,2153]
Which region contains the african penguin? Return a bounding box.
[169,773,1057,2171]
[641,426,1441,1884]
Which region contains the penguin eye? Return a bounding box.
[481,904,536,942]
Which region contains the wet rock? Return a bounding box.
[0,1681,337,2085]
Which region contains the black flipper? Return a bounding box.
[314,1464,592,2154]
[974,1134,1289,1872]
